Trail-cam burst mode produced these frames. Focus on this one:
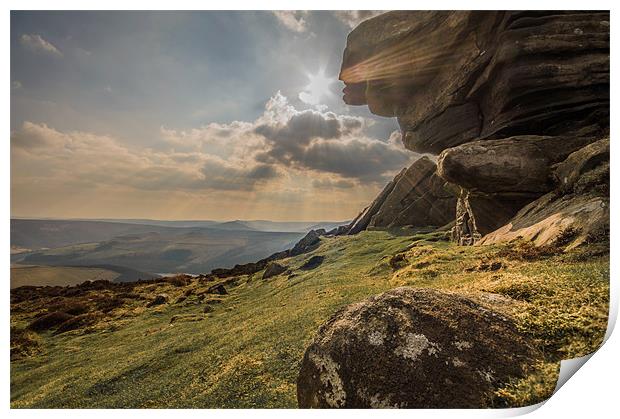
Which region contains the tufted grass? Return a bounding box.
[10,230,609,408]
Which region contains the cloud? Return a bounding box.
[332,11,384,28]
[312,178,356,189]
[20,34,62,56]
[13,93,412,199]
[272,11,308,32]
[11,122,280,192]
[251,93,411,182]
[164,92,412,184]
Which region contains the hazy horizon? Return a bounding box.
[10,215,349,223]
[10,11,418,221]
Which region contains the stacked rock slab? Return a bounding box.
[339,11,609,245]
[344,156,456,234]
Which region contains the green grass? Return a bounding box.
[10,231,609,408]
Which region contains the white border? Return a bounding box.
[3,1,617,418]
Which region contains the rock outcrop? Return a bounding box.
[339,11,609,246]
[344,156,456,234]
[436,134,599,243]
[479,138,609,247]
[340,11,609,153]
[297,288,541,408]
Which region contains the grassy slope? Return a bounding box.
[10,265,120,289]
[10,230,609,408]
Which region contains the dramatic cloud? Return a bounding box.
[332,11,384,28]
[12,93,412,219]
[20,34,62,56]
[161,92,411,184]
[251,93,411,182]
[272,11,308,32]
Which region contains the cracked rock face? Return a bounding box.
[296,288,541,408]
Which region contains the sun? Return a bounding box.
[299,70,334,105]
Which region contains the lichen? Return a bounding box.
[368,330,385,346]
[309,351,346,407]
[357,387,401,408]
[453,340,473,350]
[395,333,440,361]
[452,357,466,367]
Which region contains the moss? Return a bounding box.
[491,361,560,407]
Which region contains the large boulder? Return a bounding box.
[479,138,609,248]
[340,11,609,154]
[297,288,541,408]
[436,134,599,243]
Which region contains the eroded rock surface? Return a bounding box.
[480,139,609,247]
[344,157,456,234]
[297,288,541,408]
[340,11,609,154]
[339,11,609,246]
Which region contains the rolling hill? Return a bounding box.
[17,228,305,275]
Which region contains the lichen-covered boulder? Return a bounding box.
[297,288,541,408]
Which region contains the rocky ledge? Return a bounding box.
[339,11,609,247]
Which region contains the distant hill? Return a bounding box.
[209,221,257,231]
[10,218,346,280]
[238,220,348,233]
[19,228,305,275]
[11,219,183,250]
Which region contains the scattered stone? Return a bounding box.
[297,287,540,408]
[146,294,168,307]
[206,284,227,295]
[170,314,204,324]
[300,255,325,271]
[290,230,323,256]
[263,262,288,279]
[27,312,74,332]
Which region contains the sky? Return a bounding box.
[10,10,416,222]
